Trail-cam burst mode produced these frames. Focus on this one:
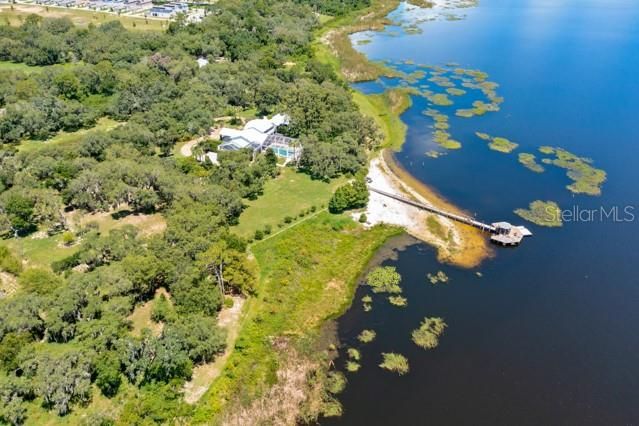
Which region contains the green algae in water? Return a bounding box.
[446,87,467,96]
[357,329,376,343]
[538,147,606,195]
[514,200,563,227]
[412,317,447,350]
[388,295,408,307]
[518,153,545,173]
[379,353,409,375]
[434,121,450,130]
[428,93,454,106]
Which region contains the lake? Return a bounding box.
[325,1,639,424]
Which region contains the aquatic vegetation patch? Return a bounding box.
[518,153,545,173]
[356,39,372,45]
[446,87,466,96]
[363,303,372,312]
[476,133,518,153]
[361,295,372,304]
[455,109,475,118]
[489,137,518,153]
[538,147,607,195]
[347,348,361,361]
[434,121,450,130]
[358,329,376,343]
[379,353,409,375]
[326,371,347,395]
[514,200,562,227]
[412,317,447,349]
[475,132,490,141]
[425,150,446,158]
[428,93,454,106]
[428,75,455,88]
[427,270,449,284]
[388,295,408,307]
[433,130,461,149]
[346,361,361,372]
[366,266,402,294]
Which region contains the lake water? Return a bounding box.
[325,1,639,424]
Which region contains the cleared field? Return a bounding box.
[233,168,345,238]
[18,117,120,153]
[0,4,167,31]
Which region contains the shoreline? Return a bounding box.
[363,150,490,268]
[317,0,490,267]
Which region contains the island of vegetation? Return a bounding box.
[539,146,606,195]
[412,317,447,349]
[514,200,563,227]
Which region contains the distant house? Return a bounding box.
[218,114,301,160]
[149,2,187,18]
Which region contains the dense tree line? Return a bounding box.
[0,0,382,422]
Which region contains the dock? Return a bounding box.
[368,187,532,246]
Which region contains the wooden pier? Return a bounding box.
[368,187,532,246]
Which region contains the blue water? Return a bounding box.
[325,1,639,424]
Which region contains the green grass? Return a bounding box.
[194,213,400,422]
[411,317,447,349]
[233,168,345,238]
[18,117,120,153]
[0,61,45,73]
[2,234,79,269]
[353,89,411,151]
[379,352,409,375]
[0,4,167,31]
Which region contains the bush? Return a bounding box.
[284,216,293,224]
[62,231,76,246]
[223,296,234,308]
[0,246,22,275]
[328,179,369,213]
[359,213,367,223]
[310,205,317,213]
[263,225,272,235]
[18,268,63,295]
[254,230,264,240]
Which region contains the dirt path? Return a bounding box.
[183,296,246,404]
[179,128,222,157]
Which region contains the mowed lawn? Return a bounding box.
[0,4,167,31]
[233,168,346,238]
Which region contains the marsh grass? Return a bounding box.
[428,93,454,106]
[357,330,376,343]
[538,147,606,195]
[446,87,466,96]
[427,271,449,284]
[518,153,545,173]
[412,317,447,349]
[346,361,361,372]
[347,348,361,361]
[379,353,409,375]
[366,266,402,294]
[388,295,407,307]
[514,200,562,227]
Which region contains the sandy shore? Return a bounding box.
[359,150,490,268]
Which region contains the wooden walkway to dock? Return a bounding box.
[368,187,532,245]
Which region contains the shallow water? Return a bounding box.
[325,1,639,424]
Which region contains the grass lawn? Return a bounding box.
[0,4,167,31]
[233,168,346,239]
[18,117,120,153]
[2,234,79,269]
[194,213,400,422]
[0,60,44,73]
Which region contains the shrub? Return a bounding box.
[254,230,264,240]
[61,231,76,246]
[359,213,367,223]
[284,216,293,224]
[263,225,272,235]
[0,246,22,275]
[328,178,369,213]
[310,205,317,213]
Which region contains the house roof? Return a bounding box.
[270,113,290,127]
[244,118,274,134]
